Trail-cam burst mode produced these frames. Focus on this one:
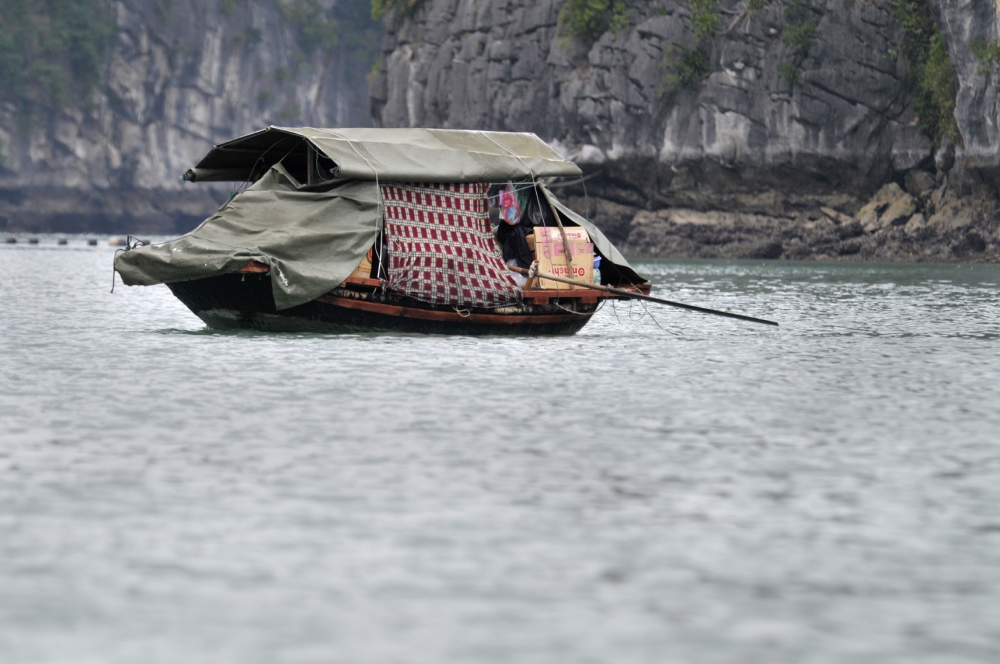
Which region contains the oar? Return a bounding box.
[508,265,778,327]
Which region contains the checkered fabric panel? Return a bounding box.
[381,182,521,308]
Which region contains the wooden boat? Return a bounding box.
[115,127,650,335]
[167,262,650,335]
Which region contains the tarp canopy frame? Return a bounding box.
[184,127,584,184]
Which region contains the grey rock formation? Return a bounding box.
[931,0,1000,179]
[372,0,999,261]
[0,0,375,234]
[373,0,929,199]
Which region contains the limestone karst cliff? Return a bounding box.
[5,0,1000,260]
[371,0,1000,261]
[0,0,377,233]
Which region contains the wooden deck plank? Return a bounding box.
[315,294,583,325]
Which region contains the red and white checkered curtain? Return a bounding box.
[381,182,521,308]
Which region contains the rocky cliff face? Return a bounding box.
[0,0,376,234]
[933,0,1000,178]
[372,0,1000,261]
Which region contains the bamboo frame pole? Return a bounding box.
[508,265,779,326]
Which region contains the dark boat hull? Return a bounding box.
[166,272,596,335]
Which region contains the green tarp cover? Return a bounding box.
[187,127,583,183]
[115,158,645,312]
[114,164,381,310]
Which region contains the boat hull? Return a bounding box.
[166,272,596,335]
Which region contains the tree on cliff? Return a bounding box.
[0,0,116,117]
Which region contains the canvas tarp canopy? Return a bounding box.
[114,164,382,310]
[183,127,583,184]
[116,127,645,310]
[115,169,644,310]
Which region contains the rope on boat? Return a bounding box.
[550,300,589,316]
[525,260,539,291]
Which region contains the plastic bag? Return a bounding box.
[500,182,521,225]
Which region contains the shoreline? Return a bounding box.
[616,206,1000,264]
[5,232,998,266]
[3,184,998,265]
[561,175,1000,265]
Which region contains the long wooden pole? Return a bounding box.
[508,265,779,327]
[542,195,576,275]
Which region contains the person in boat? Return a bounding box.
[490,181,558,287]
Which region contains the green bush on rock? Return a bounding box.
[781,22,816,54]
[689,0,721,40]
[658,43,710,96]
[272,1,380,76]
[778,1,817,87]
[278,0,340,54]
[890,0,959,146]
[778,60,801,85]
[971,37,1000,86]
[656,0,722,95]
[371,0,424,21]
[557,0,629,45]
[0,0,116,114]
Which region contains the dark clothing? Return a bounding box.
[491,183,555,268]
[522,186,554,227]
[497,223,534,269]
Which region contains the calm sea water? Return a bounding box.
[2,237,999,663]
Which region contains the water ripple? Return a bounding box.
[1,245,999,663]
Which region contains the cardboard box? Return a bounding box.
[528,228,590,255]
[536,240,594,289]
[534,227,590,244]
[352,249,373,278]
[536,239,592,260]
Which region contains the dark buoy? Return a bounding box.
[28,238,39,245]
[88,239,98,246]
[58,238,68,245]
[4,237,15,244]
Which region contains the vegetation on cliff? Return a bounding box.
[0,0,379,126]
[371,0,424,21]
[335,1,382,77]
[688,0,721,40]
[258,0,379,122]
[970,37,1000,88]
[557,0,629,45]
[658,44,709,95]
[890,0,959,146]
[779,1,818,85]
[657,0,721,95]
[287,0,380,74]
[658,0,820,92]
[277,0,340,54]
[0,0,116,114]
